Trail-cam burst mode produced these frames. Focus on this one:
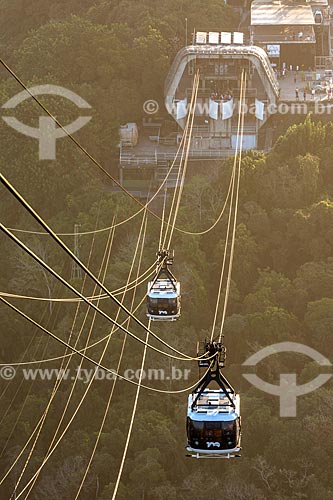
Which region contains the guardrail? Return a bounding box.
[253,34,315,43]
[120,148,260,166]
[315,56,333,70]
[165,45,280,99]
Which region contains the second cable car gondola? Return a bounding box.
[186,341,241,459]
[186,389,241,459]
[146,250,181,321]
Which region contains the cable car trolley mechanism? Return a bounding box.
[186,340,241,459]
[146,249,181,321]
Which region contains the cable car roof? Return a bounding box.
[188,389,240,421]
[147,279,180,298]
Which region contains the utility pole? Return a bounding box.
[71,224,82,280]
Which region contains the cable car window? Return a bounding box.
[188,419,236,440]
[189,419,204,439]
[147,297,177,310]
[187,417,239,452]
[205,421,222,440]
[222,420,236,432]
[159,298,177,308]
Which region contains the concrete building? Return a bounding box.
[250,0,330,67]
[118,10,333,193]
[164,35,279,152]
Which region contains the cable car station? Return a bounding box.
[119,1,333,194]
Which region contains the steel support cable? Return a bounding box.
[0,225,118,491]
[0,211,99,458]
[218,73,246,345]
[0,161,237,305]
[1,174,204,361]
[1,222,211,362]
[161,72,199,249]
[0,220,101,454]
[24,185,171,497]
[0,260,157,303]
[155,70,199,249]
[112,320,151,500]
[8,163,235,238]
[209,155,237,342]
[1,217,103,489]
[15,361,212,500]
[0,245,97,457]
[74,212,148,500]
[2,60,231,239]
[0,295,149,367]
[8,161,236,237]
[0,299,215,496]
[0,276,62,400]
[0,298,211,490]
[10,228,115,500]
[210,71,245,342]
[20,222,121,499]
[158,187,167,251]
[0,259,164,368]
[165,74,200,250]
[0,297,213,394]
[169,153,235,237]
[0,182,213,361]
[162,72,199,250]
[0,313,43,403]
[0,313,53,455]
[0,57,202,238]
[0,78,200,306]
[9,307,212,500]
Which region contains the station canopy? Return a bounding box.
[251,0,315,26]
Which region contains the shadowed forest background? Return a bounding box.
[0,1,333,499]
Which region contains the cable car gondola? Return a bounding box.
[146,250,181,321]
[186,341,241,459]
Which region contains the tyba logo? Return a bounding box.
[2,85,92,160]
[242,342,332,417]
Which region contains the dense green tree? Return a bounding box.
[294,259,333,303]
[304,298,333,350]
[1,3,333,499]
[274,115,326,160]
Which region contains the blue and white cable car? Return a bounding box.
[146,250,181,321]
[186,389,241,458]
[186,341,241,458]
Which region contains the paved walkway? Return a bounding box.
[278,71,321,102]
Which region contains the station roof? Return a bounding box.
[251,0,315,26]
[308,0,328,5]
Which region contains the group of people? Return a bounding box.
[295,87,316,101]
[210,89,233,102]
[274,65,311,81]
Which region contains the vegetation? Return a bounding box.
[0,2,332,499]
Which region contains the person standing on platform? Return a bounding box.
[295,87,299,101]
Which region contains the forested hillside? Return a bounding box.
[0,1,333,499]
